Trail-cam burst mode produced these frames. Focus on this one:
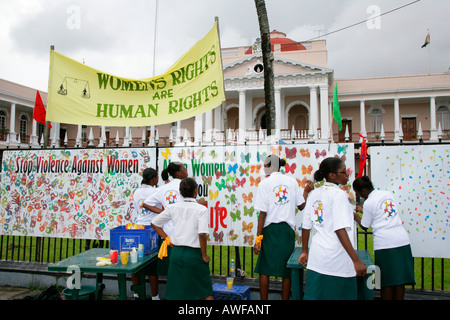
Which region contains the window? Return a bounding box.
[0,110,6,129]
[437,106,449,130]
[370,108,383,132]
[20,114,28,137]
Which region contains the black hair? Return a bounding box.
[313,157,344,181]
[352,176,374,192]
[161,162,183,180]
[141,168,157,185]
[265,154,286,171]
[179,177,198,198]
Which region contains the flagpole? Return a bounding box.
[44,45,54,148]
[427,29,430,75]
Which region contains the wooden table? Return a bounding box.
[48,248,157,300]
[287,247,374,300]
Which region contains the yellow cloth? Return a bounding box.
[255,235,263,247]
[158,237,171,260]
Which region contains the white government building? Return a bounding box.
[1,30,450,148]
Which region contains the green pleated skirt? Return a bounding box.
[374,244,415,287]
[165,246,213,300]
[304,270,357,300]
[254,222,295,279]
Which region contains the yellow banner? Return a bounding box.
[46,22,225,126]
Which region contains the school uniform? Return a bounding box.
[361,190,415,287]
[144,178,184,275]
[302,182,357,300]
[253,172,305,278]
[133,185,159,225]
[132,185,160,275]
[151,198,213,300]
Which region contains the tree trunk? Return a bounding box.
[254,0,275,136]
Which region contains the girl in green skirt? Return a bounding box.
[254,155,313,300]
[152,177,213,300]
[353,176,415,300]
[299,157,367,300]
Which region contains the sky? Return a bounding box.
[0,0,449,92]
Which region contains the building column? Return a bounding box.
[194,114,203,143]
[309,86,319,139]
[205,110,213,142]
[429,96,438,141]
[360,100,367,140]
[238,90,246,142]
[393,98,400,142]
[9,102,17,144]
[275,88,282,139]
[30,120,39,147]
[319,85,329,141]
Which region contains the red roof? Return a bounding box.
[245,32,305,54]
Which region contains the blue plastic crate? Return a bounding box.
[212,283,250,300]
[110,225,159,254]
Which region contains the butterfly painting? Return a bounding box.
[225,151,236,162]
[239,165,249,177]
[215,179,226,191]
[285,147,297,159]
[241,152,251,163]
[315,149,327,159]
[296,177,308,188]
[161,148,171,160]
[250,164,262,174]
[228,163,238,175]
[271,145,282,156]
[243,205,255,217]
[202,175,212,186]
[301,164,313,175]
[250,176,261,187]
[244,235,255,246]
[337,144,348,155]
[242,221,254,233]
[236,178,246,188]
[213,230,224,243]
[230,209,241,222]
[285,163,297,174]
[257,152,267,162]
[242,192,253,203]
[209,190,219,200]
[225,194,237,205]
[300,148,310,158]
[228,230,238,242]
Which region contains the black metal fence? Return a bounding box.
[0,141,449,294]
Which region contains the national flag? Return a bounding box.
[421,32,430,48]
[33,90,52,129]
[332,83,342,131]
[357,133,367,178]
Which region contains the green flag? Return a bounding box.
[333,83,342,131]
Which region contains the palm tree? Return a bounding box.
[254,0,275,136]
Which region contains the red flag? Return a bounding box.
[33,91,52,129]
[357,133,367,178]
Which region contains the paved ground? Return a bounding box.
[0,285,119,300]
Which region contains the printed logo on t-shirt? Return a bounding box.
[312,200,324,227]
[381,199,397,220]
[273,185,290,205]
[164,190,179,205]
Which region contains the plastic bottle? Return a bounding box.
[138,244,144,258]
[230,259,235,277]
[130,247,138,263]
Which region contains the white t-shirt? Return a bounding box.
[144,178,184,237]
[361,190,410,251]
[254,172,305,231]
[151,198,209,248]
[133,185,159,225]
[302,182,356,278]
